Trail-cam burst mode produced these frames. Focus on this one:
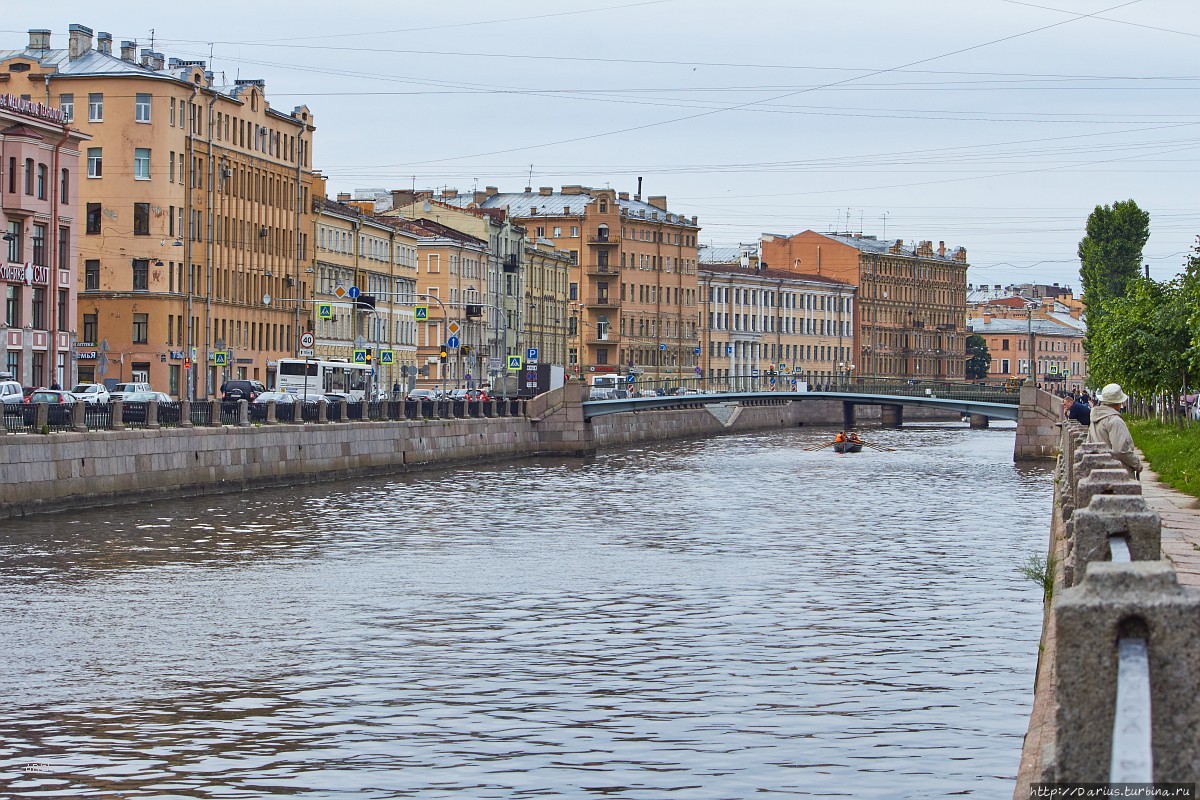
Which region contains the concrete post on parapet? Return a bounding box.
[1067,495,1161,588]
[146,400,160,430]
[880,404,903,427]
[336,399,348,423]
[70,400,87,433]
[34,401,48,432]
[1055,561,1200,782]
[109,399,125,431]
[208,399,221,426]
[1014,385,1060,460]
[180,399,193,428]
[266,401,277,424]
[237,399,250,427]
[969,414,989,429]
[1076,467,1142,514]
[842,401,856,430]
[317,400,328,424]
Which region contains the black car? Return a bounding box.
[220,380,267,403]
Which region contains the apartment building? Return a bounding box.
[699,249,856,388]
[1,25,316,397]
[313,192,418,393]
[443,185,701,385]
[761,231,969,381]
[0,92,87,388]
[968,313,1086,394]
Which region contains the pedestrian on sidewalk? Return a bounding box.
[1088,382,1141,478]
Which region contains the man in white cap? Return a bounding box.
[1088,382,1141,478]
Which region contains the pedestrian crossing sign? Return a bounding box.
[415,306,428,321]
[353,349,368,364]
[213,351,228,366]
[507,355,522,371]
[318,303,333,320]
[379,350,394,364]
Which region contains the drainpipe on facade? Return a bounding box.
[185,84,198,398]
[293,125,305,359]
[205,89,218,385]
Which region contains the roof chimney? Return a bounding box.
[68,24,93,60]
[150,52,165,70]
[647,195,667,211]
[485,186,498,198]
[938,240,945,257]
[983,312,992,324]
[473,191,487,205]
[618,191,629,201]
[121,41,137,61]
[539,187,553,196]
[140,48,153,67]
[96,32,112,55]
[336,192,351,203]
[27,29,51,54]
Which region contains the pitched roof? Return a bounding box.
[701,262,854,287]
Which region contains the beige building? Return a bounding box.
[522,237,572,369]
[1,24,316,397]
[699,247,856,389]
[312,190,418,393]
[442,185,701,386]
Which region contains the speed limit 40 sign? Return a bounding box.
[300,332,315,348]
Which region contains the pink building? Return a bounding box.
[0,92,86,388]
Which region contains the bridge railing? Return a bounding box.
[1048,420,1200,782]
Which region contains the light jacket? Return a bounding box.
[1087,405,1141,474]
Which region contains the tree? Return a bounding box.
[965,333,992,380]
[1085,276,1192,394]
[1078,199,1150,323]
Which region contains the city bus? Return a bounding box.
[590,373,629,399]
[276,358,371,400]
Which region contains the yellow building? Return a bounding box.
[1,24,316,397]
[313,190,418,394]
[522,237,572,369]
[699,247,857,389]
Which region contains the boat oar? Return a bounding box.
[857,440,897,452]
[803,441,836,451]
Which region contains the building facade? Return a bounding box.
[761,231,969,381]
[967,313,1086,394]
[443,185,701,386]
[1,25,316,397]
[698,259,856,389]
[313,193,418,394]
[0,92,87,388]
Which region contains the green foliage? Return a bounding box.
[965,333,992,380]
[1078,199,1150,325]
[1018,552,1057,604]
[1085,276,1194,393]
[1130,419,1200,500]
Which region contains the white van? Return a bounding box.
[0,380,23,403]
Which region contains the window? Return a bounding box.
[134,148,150,180]
[83,313,97,343]
[87,147,102,178]
[133,203,150,235]
[58,227,70,270]
[169,152,174,183]
[36,163,46,199]
[132,258,149,290]
[7,221,20,261]
[31,287,45,329]
[31,223,46,266]
[135,93,151,122]
[60,168,69,204]
[571,226,579,237]
[4,285,18,327]
[553,227,562,237]
[170,97,176,127]
[86,203,102,234]
[57,289,69,331]
[24,158,33,194]
[85,260,100,290]
[7,157,14,193]
[132,313,149,343]
[88,92,103,122]
[59,93,74,122]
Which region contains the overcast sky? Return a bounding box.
[7,1,1199,291]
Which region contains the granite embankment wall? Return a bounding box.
[7,389,933,518]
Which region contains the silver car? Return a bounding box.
[70,383,111,405]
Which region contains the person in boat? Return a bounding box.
[847,431,862,444]
[834,431,846,443]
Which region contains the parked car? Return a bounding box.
[110,382,153,401]
[448,388,471,401]
[407,388,442,402]
[120,391,176,423]
[220,380,267,403]
[0,380,23,404]
[70,383,111,405]
[21,386,36,403]
[25,389,75,425]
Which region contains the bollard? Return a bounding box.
[336,399,348,422]
[318,400,328,424]
[110,399,125,430]
[1055,560,1200,782]
[1067,495,1161,587]
[266,400,277,424]
[180,399,193,428]
[71,400,87,433]
[147,400,160,430]
[1076,467,1142,514]
[209,399,221,426]
[35,401,49,432]
[238,399,250,427]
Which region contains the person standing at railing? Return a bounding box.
[1088,383,1140,478]
[1063,393,1091,427]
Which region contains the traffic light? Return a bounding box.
[461,345,470,357]
[365,348,373,364]
[439,349,448,363]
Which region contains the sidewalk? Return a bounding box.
[1138,453,1200,587]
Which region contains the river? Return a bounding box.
[0,422,1051,799]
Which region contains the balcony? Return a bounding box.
[585,263,619,277]
[586,332,621,344]
[503,254,520,273]
[588,233,620,246]
[586,295,619,308]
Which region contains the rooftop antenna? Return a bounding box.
[882,211,888,240]
[858,209,863,235]
[149,28,156,50]
[528,164,534,189]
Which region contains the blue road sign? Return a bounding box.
[353,349,367,364]
[726,345,733,355]
[626,374,636,384]
[659,343,667,351]
[527,347,539,361]
[348,286,361,299]
[447,335,460,349]
[693,347,701,355]
[769,376,777,385]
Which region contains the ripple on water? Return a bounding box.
[0,423,1051,798]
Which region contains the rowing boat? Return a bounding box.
[832,440,863,453]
